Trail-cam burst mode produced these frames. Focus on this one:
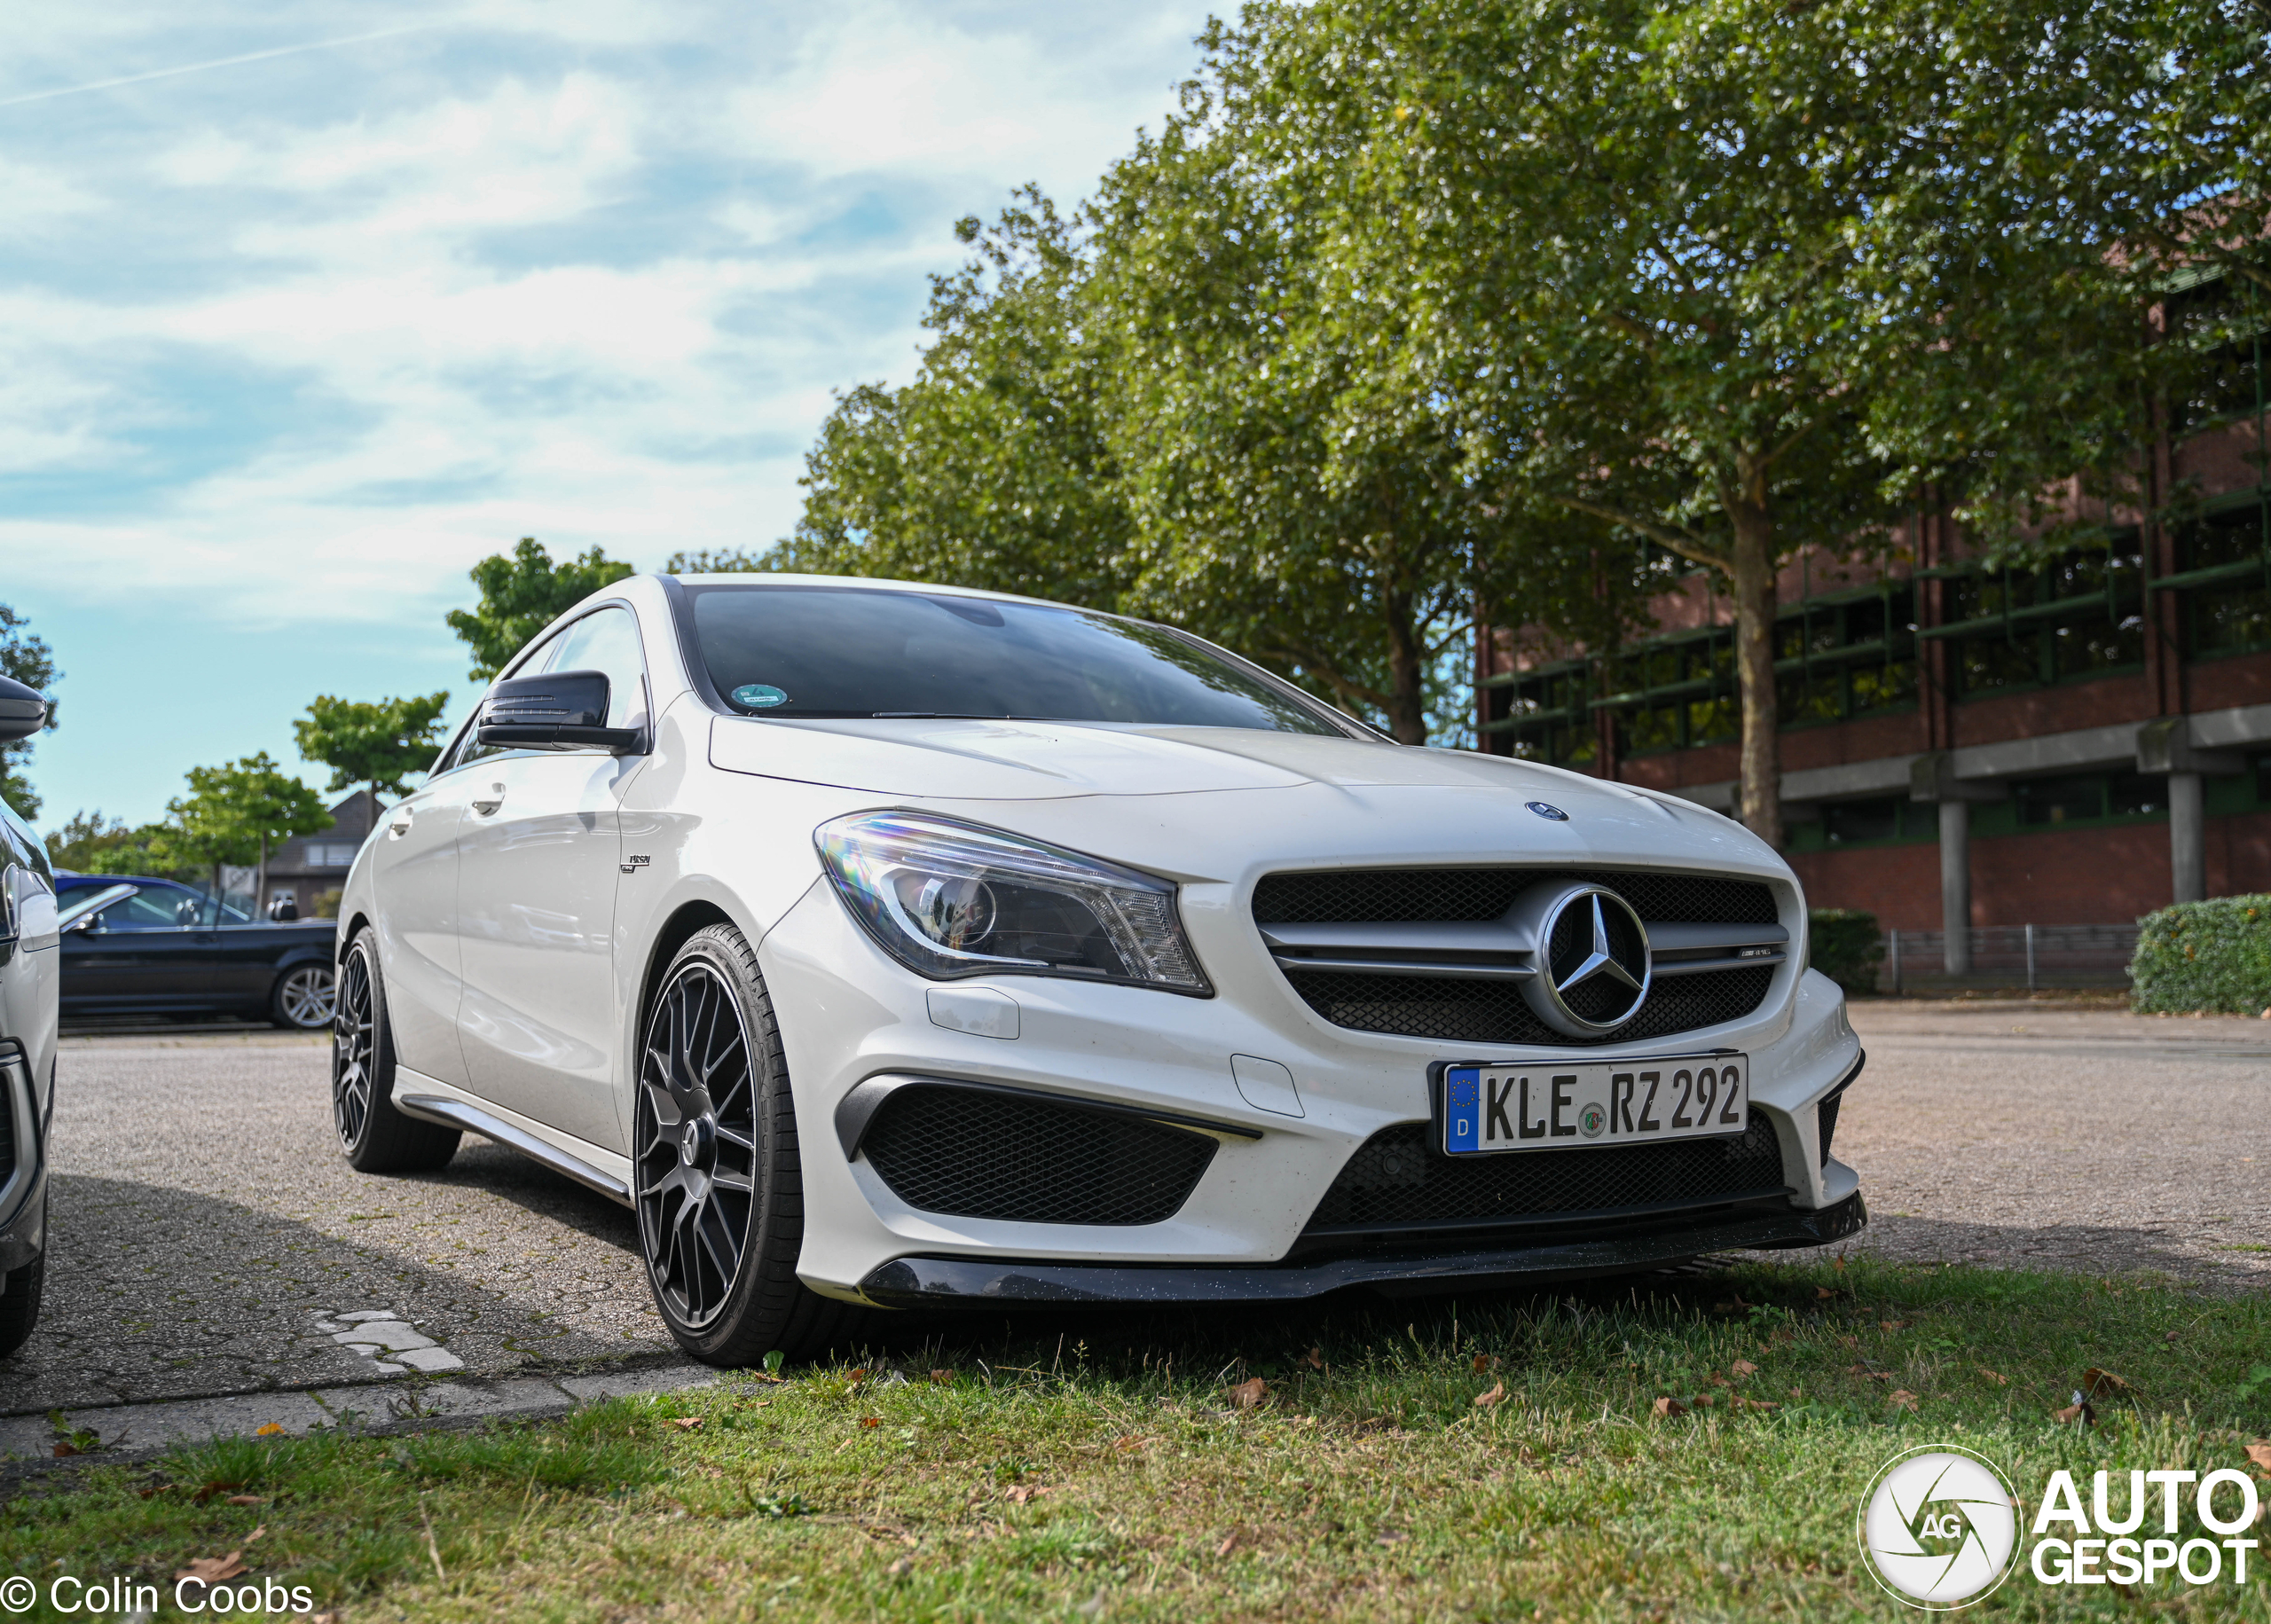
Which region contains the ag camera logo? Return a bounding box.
[1858,1446,2020,1610]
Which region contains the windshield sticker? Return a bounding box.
[732,684,789,710]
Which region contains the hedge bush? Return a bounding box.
[1807,908,1883,996]
[2129,894,2271,1013]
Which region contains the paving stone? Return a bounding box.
[333,1322,436,1352]
[0,1415,53,1463]
[334,1310,403,1323]
[395,1346,466,1373]
[558,1364,723,1402]
[317,1377,574,1428]
[59,1390,337,1454]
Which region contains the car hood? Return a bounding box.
[707,714,1782,883]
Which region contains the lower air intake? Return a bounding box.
[861,1084,1216,1226]
[1304,1115,1788,1233]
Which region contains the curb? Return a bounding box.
[0,1362,729,1484]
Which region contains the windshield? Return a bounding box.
[684,584,1344,734]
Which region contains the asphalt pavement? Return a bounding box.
[2,1002,2265,1428]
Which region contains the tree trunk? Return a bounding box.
[1728,503,1782,848]
[255,831,269,920]
[1383,595,1428,745]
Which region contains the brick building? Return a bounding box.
[1478,276,2267,969]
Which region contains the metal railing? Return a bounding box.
[1881,924,2141,993]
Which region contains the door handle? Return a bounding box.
[471,784,506,816]
[389,808,413,837]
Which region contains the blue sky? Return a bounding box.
[2,1,1214,831]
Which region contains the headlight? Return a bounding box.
[815,811,1211,994]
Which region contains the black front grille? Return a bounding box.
[1284,965,1773,1047]
[862,1085,1216,1226]
[1304,1115,1788,1233]
[1254,868,1777,928]
[1819,1090,1844,1168]
[1257,866,1780,1046]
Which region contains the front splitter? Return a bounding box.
[857,1191,1866,1307]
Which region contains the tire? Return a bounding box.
[0,1249,42,1361]
[272,961,337,1031]
[333,928,461,1173]
[633,922,873,1367]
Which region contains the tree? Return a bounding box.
[0,606,59,820]
[161,754,330,906]
[295,693,452,806]
[43,811,186,877]
[761,190,1136,612]
[1087,114,1631,743]
[445,539,636,680]
[1201,0,2242,839]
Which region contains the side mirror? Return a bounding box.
[476,669,644,753]
[0,674,46,745]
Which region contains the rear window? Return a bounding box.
[683,584,1342,734]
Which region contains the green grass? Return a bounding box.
[7,1256,2271,1620]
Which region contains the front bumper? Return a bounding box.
[860,1190,1867,1306]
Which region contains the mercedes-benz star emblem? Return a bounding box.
[1527,802,1568,821]
[1518,883,1652,1037]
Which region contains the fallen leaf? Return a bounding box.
[224,1495,264,1506]
[246,1526,265,1545]
[51,1442,79,1458]
[860,1416,882,1429]
[1888,1390,1919,1411]
[2083,1368,2132,1399]
[669,1417,703,1432]
[1112,1434,1149,1453]
[1471,1353,1497,1374]
[1473,1381,1506,1408]
[1816,1286,1839,1299]
[1215,1533,1238,1557]
[1693,1393,1716,1408]
[191,1482,246,1504]
[1835,1254,1848,1270]
[1706,1370,1729,1386]
[176,1552,248,1585]
[1005,1485,1047,1504]
[1881,1322,1906,1333]
[2244,1441,2271,1475]
[886,1557,914,1577]
[255,1423,284,1437]
[928,1369,954,1385]
[1731,1360,1758,1377]
[1376,1529,1409,1545]
[2054,1395,2097,1427]
[1652,1396,1689,1418]
[2165,1330,2181,1345]
[1978,1368,2007,1385]
[1733,1396,1780,1411]
[848,1368,869,1383]
[1305,1347,1324,1370]
[1228,1377,1269,1410]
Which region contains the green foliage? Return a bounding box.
[765,191,1136,615]
[664,547,764,573]
[445,538,635,680]
[0,604,59,819]
[2129,894,2271,1014]
[294,692,452,803]
[1162,0,2253,816]
[1807,908,1884,996]
[42,810,188,877]
[160,753,331,886]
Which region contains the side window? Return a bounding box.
[542,607,648,730]
[98,887,200,930]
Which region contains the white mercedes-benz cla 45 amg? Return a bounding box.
[333,573,1865,1364]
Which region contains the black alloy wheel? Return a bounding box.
[635,959,759,1330]
[632,922,872,1365]
[333,929,460,1173]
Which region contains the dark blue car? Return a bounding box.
[54,874,339,1030]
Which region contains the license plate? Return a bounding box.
[1437,1055,1748,1156]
